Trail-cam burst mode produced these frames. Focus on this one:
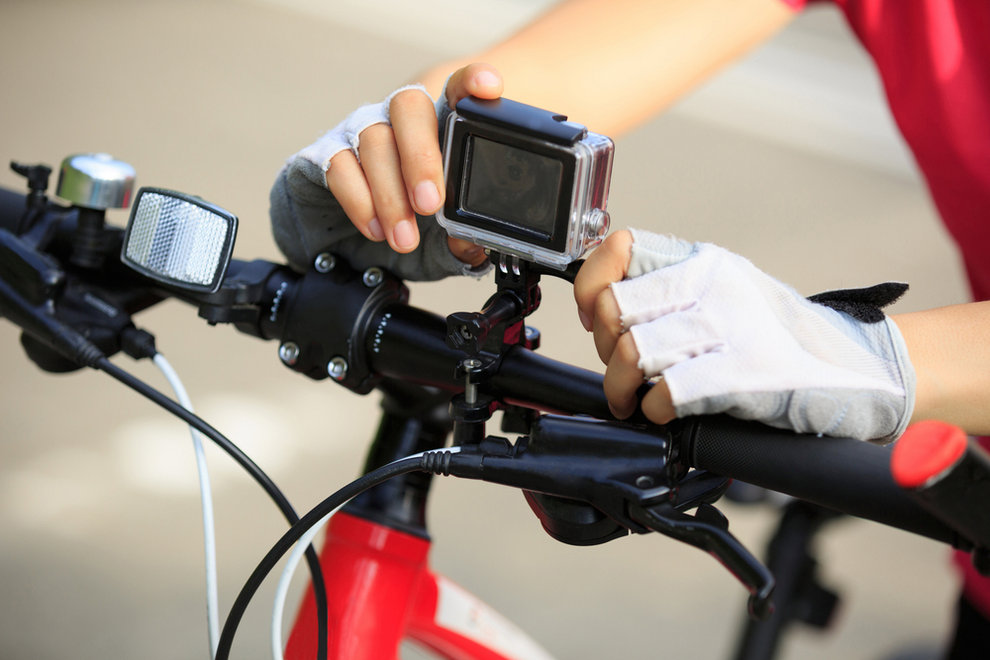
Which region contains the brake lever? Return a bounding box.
[629,493,776,621]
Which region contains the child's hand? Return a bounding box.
[325,63,502,264]
[574,229,915,443]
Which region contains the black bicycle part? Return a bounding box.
[0,184,163,372]
[677,415,969,548]
[9,161,52,235]
[898,434,990,559]
[266,255,409,393]
[731,501,843,660]
[0,180,333,660]
[444,251,543,356]
[443,251,579,357]
[210,248,971,550]
[418,414,775,618]
[341,379,454,539]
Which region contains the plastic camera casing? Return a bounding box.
[439,97,613,270]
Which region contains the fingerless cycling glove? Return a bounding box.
[612,229,916,443]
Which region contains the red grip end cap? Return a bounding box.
[891,420,968,489]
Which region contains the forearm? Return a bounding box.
[418,0,796,137]
[894,301,990,435]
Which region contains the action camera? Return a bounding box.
[438,96,614,270]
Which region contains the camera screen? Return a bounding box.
[463,136,563,236]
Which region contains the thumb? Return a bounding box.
[442,63,503,109]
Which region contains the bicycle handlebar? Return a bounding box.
[366,301,614,419]
[259,253,966,549]
[0,181,974,554]
[370,306,965,546]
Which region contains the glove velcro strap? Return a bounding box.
[808,282,909,323]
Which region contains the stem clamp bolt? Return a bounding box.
[327,356,348,381]
[314,253,336,273]
[278,342,300,366]
[362,267,384,287]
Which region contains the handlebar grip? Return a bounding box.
[680,415,963,546]
[892,420,990,551]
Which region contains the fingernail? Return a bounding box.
[367,217,385,241]
[474,70,500,90]
[414,181,441,213]
[393,220,418,250]
[578,309,592,332]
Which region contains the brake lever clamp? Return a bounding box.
[432,413,776,620]
[431,415,679,537]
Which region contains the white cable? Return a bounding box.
[153,353,220,659]
[269,447,460,660]
[269,505,341,660]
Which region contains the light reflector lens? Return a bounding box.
[122,188,237,293]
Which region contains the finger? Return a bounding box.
[591,287,623,364]
[602,333,645,419]
[325,150,385,242]
[640,379,676,425]
[574,230,633,331]
[443,63,504,109]
[358,123,419,252]
[389,89,445,216]
[447,236,488,267]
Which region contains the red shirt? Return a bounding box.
[786,0,990,619]
[787,0,990,301]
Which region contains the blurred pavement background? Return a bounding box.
[0,1,971,658]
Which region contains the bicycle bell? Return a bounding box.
[56,152,135,210]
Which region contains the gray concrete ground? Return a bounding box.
[0,1,972,658]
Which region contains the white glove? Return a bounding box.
[610,229,915,443]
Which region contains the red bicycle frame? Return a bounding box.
[280,383,556,660]
[284,512,554,660]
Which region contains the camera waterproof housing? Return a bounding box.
[439,96,613,270]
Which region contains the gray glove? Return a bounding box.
[269,84,487,281]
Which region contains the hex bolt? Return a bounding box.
[314,253,336,273]
[278,342,300,366]
[462,358,482,405]
[327,356,348,381]
[362,267,384,287]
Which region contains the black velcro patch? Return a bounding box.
[808,282,909,323]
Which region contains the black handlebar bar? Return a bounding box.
[0,182,973,555]
[370,308,964,546]
[680,415,963,546]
